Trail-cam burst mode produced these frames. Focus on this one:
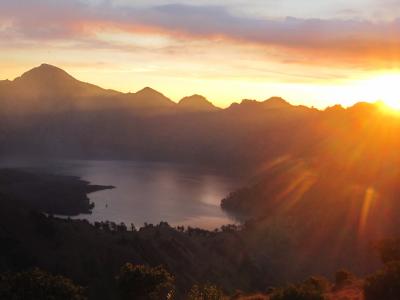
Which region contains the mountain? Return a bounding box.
[0,64,178,115]
[14,64,84,89]
[178,94,219,112]
[0,63,397,176]
[221,102,400,274]
[126,87,175,110]
[262,96,292,108]
[227,97,307,115]
[0,64,313,117]
[0,64,117,114]
[1,64,309,117]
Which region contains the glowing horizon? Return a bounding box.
[1,0,400,109]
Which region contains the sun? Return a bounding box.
[383,99,400,111]
[361,73,400,112]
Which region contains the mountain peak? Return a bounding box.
[136,87,163,96]
[133,87,174,107]
[325,104,345,113]
[178,94,219,112]
[230,97,292,110]
[39,63,59,69]
[263,97,291,108]
[16,63,75,83]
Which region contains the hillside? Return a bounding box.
[0,168,383,300]
[0,169,271,299]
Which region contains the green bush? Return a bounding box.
[116,263,175,300]
[0,268,86,300]
[364,261,400,300]
[187,284,225,300]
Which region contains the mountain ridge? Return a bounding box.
[1,63,390,115]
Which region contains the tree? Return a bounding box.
[116,263,174,300]
[270,277,329,300]
[0,268,86,300]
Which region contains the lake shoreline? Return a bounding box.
[0,168,115,216]
[0,160,239,229]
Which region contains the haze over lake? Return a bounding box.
[0,159,238,229]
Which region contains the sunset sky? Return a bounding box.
[1,0,400,108]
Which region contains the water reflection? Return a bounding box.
[0,159,238,229]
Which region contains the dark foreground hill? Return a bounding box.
[0,168,395,300]
[0,168,395,297]
[220,105,400,281]
[0,169,269,299]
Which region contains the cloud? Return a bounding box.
[1,0,400,68]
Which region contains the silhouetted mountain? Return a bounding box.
[263,96,292,108]
[16,64,78,85]
[178,95,219,112]
[0,64,398,178]
[229,97,291,110]
[0,64,179,115]
[226,97,309,119]
[0,64,119,114]
[0,64,316,172]
[324,104,345,113]
[131,87,175,108]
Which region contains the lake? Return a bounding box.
[0,159,239,229]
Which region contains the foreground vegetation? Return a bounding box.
[1,169,400,299]
[4,244,400,300]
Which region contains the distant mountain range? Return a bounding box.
[0,64,218,116]
[0,63,397,175]
[0,64,318,170]
[1,63,332,117]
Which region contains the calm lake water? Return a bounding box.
[0,159,239,229]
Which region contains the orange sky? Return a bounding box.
[1,0,400,108]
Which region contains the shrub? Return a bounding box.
[187,284,225,300]
[364,261,400,300]
[270,277,328,300]
[0,268,86,300]
[116,263,174,300]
